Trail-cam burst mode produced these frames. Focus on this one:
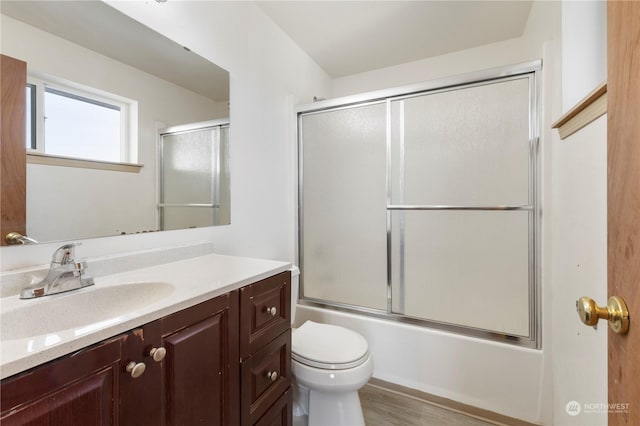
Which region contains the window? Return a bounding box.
[26,84,36,150]
[26,77,134,164]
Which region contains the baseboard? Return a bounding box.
[367,378,539,426]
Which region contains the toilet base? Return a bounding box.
[293,383,309,426]
[308,389,365,426]
[293,413,308,426]
[292,381,366,426]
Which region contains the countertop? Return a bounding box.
[0,253,291,380]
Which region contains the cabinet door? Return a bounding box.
[0,335,126,425]
[160,291,239,426]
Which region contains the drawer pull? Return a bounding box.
[266,370,278,381]
[149,346,167,362]
[126,361,146,379]
[266,306,278,316]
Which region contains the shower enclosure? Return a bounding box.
[297,62,540,347]
[158,119,230,230]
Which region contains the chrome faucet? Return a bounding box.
[20,243,95,299]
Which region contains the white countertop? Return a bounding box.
[0,253,290,380]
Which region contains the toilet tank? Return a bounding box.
[290,266,300,325]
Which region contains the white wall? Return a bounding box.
[551,2,608,424]
[561,1,606,112]
[551,116,607,426]
[0,1,330,270]
[1,14,227,242]
[297,2,562,424]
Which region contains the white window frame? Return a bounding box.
[26,73,138,166]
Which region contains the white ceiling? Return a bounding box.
[1,1,229,102]
[258,1,534,77]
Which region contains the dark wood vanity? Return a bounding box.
[0,271,292,426]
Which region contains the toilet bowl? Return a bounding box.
[290,268,373,426]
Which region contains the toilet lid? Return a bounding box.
[292,321,369,369]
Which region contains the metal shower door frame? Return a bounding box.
[296,60,541,348]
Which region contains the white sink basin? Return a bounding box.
[1,282,175,340]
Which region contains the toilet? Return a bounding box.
[290,267,373,426]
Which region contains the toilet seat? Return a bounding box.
[292,321,369,370]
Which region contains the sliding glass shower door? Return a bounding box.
[299,62,539,346]
[300,103,388,310]
[388,78,533,337]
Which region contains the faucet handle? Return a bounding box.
[51,243,79,265]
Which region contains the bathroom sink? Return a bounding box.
[1,282,175,340]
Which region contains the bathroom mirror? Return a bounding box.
[0,1,230,244]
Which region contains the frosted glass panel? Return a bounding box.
[390,78,530,206]
[301,103,387,310]
[162,206,214,231]
[391,210,530,336]
[162,129,215,204]
[217,126,231,225]
[159,125,230,229]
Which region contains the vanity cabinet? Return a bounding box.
[0,270,292,426]
[0,292,239,426]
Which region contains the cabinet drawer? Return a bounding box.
[241,330,291,426]
[240,271,290,358]
[254,388,292,426]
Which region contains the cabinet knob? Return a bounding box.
[149,346,167,362]
[266,306,277,316]
[266,371,278,381]
[126,361,146,378]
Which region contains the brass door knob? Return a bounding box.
[576,296,630,334]
[5,232,38,245]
